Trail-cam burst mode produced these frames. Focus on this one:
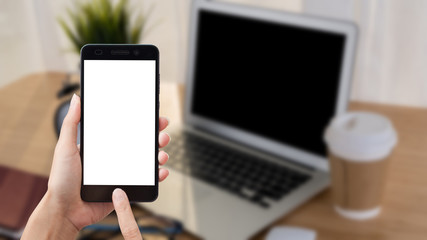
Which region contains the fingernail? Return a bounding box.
[70,93,77,108]
[113,188,125,202]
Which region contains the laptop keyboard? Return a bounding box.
[164,132,311,208]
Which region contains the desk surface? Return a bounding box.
[1,72,427,240]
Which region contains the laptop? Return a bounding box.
[142,0,357,239]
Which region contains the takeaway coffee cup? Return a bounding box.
[324,112,397,220]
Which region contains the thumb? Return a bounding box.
[58,94,80,147]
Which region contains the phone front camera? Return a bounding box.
[94,49,103,55]
[133,50,140,56]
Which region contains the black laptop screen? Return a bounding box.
[191,10,346,157]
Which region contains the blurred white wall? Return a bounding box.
[0,0,48,88]
[305,0,427,107]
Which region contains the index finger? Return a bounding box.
[112,189,143,240]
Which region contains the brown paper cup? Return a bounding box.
[329,152,391,219]
[324,112,397,220]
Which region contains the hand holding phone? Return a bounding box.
[21,92,170,238]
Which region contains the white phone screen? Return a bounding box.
[83,60,156,186]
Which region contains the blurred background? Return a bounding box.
[1,0,427,240]
[1,0,427,106]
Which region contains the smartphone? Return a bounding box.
[80,44,159,202]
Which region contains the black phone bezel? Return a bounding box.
[80,44,160,202]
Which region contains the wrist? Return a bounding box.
[22,191,79,240]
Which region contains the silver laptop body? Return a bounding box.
[142,0,357,239]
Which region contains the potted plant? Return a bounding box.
[58,0,150,54]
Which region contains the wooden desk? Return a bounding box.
[1,72,426,240]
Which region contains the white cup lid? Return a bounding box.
[324,111,397,162]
